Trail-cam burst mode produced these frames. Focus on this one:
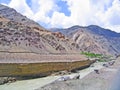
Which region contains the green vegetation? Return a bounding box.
[81,52,111,62]
[0,60,94,77]
[81,52,102,58]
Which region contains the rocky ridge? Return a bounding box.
[50,25,120,56]
[0,4,41,28]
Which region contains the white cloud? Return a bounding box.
[8,0,34,18]
[51,11,71,27]
[2,0,120,32]
[95,0,120,32]
[49,0,120,32]
[106,25,120,32]
[50,0,94,28]
[7,0,58,25]
[31,0,58,23]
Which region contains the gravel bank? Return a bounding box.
[37,57,120,90]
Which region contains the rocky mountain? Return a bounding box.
[0,4,79,54]
[1,4,119,56]
[0,4,42,28]
[50,25,120,56]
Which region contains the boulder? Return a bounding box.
[0,77,8,85]
[0,77,16,85]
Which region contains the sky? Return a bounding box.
[0,0,120,32]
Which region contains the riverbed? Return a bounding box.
[0,62,104,90]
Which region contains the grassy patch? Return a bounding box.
[81,52,102,58]
[81,52,112,62]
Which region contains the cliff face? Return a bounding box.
[50,25,120,56]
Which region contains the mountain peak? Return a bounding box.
[68,25,82,29]
[86,25,120,37]
[66,25,120,37]
[87,25,102,29]
[0,4,43,28]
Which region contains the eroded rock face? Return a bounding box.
[50,25,120,56]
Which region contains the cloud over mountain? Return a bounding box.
[1,0,120,32]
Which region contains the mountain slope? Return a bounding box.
[1,4,119,56]
[50,25,120,56]
[0,4,80,54]
[0,4,42,28]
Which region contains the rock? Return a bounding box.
[108,60,115,66]
[51,70,71,76]
[54,74,80,83]
[7,77,16,83]
[71,74,80,80]
[94,69,100,74]
[55,76,71,82]
[0,77,16,85]
[0,77,8,85]
[103,64,109,67]
[58,71,70,75]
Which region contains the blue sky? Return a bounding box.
[0,0,120,32]
[57,0,70,16]
[0,0,10,4]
